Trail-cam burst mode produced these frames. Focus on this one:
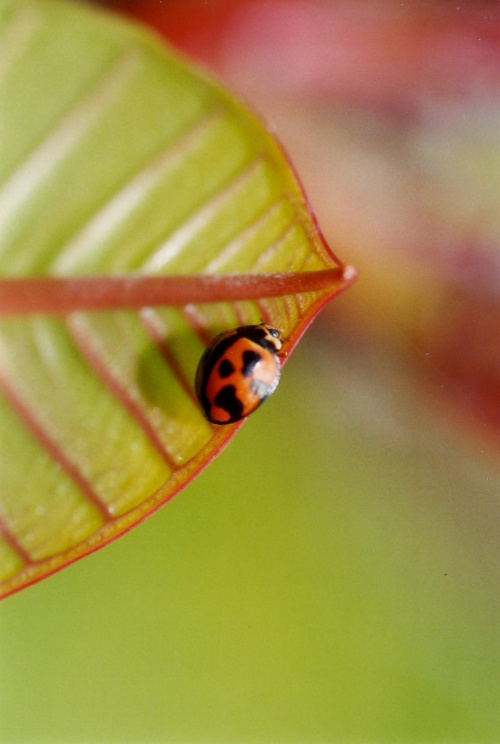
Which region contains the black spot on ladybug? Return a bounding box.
[241,350,261,377]
[214,385,244,420]
[218,358,234,378]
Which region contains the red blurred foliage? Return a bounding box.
[418,245,500,441]
[103,0,500,119]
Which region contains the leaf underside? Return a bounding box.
[0,0,345,598]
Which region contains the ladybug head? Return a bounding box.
[251,324,283,353]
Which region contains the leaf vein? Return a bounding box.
[67,314,179,470]
[52,107,225,274]
[0,49,140,232]
[0,516,32,567]
[0,368,112,522]
[142,155,267,273]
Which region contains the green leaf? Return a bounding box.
[0,0,353,598]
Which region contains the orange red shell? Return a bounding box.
[195,325,282,424]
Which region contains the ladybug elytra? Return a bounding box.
[195,324,282,424]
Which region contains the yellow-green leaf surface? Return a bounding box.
[0,0,349,598]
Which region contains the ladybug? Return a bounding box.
[195,324,283,424]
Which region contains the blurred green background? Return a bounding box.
[1,1,499,742]
[1,319,498,742]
